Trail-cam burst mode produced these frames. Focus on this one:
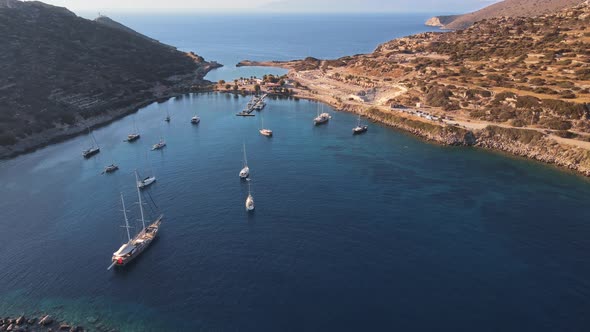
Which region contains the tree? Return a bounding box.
[218,80,225,85]
[254,84,261,93]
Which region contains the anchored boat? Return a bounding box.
[152,138,166,150]
[239,143,250,179]
[245,180,255,211]
[259,116,273,137]
[103,164,119,174]
[83,127,100,158]
[314,104,331,125]
[352,115,368,134]
[109,173,163,269]
[191,115,200,124]
[127,118,140,142]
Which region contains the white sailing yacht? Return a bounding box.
[259,116,273,137]
[239,143,250,179]
[314,103,331,125]
[352,115,368,134]
[138,154,156,189]
[83,127,100,158]
[109,174,163,269]
[191,115,200,124]
[152,137,166,150]
[245,180,255,211]
[127,118,140,142]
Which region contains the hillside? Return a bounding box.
[426,0,584,30]
[238,1,590,175]
[0,0,220,157]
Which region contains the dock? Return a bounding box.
[235,94,267,116]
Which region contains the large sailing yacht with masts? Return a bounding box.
[239,143,250,179]
[110,172,163,269]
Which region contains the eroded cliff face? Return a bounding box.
[476,127,590,176]
[342,104,590,177]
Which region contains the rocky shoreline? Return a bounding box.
[0,64,220,160]
[301,99,590,178]
[0,314,99,332]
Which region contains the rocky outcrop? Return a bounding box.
[476,126,590,176]
[338,104,590,177]
[426,0,584,29]
[0,314,84,332]
[425,15,459,28]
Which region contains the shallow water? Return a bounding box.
[1,93,589,331]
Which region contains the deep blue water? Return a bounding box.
[1,14,590,332]
[106,13,439,81]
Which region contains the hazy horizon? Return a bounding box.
[36,0,501,14]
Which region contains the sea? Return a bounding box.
[0,13,589,332]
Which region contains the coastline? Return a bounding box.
[0,61,221,160]
[232,61,590,177]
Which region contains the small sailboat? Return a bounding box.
[82,127,100,158]
[245,180,255,211]
[239,143,250,179]
[138,175,156,189]
[352,115,368,134]
[103,164,119,174]
[313,103,331,125]
[164,108,171,122]
[109,174,163,269]
[152,138,166,150]
[191,115,200,124]
[127,118,140,142]
[259,116,273,137]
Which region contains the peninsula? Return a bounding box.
[236,0,590,176]
[0,0,220,158]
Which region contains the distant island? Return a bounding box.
[237,0,590,176]
[0,0,220,158]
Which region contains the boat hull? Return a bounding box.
[127,134,140,142]
[353,126,368,135]
[83,148,100,158]
[138,177,156,189]
[112,216,162,267]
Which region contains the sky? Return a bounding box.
[36,0,501,14]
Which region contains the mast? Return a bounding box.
[134,170,147,230]
[120,193,131,242]
[90,130,99,148]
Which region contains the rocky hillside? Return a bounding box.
[0,0,220,158]
[427,0,584,29]
[241,1,590,176]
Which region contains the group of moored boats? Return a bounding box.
[90,96,368,269]
[83,113,200,175]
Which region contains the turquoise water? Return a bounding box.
[1,93,589,331]
[1,13,590,332]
